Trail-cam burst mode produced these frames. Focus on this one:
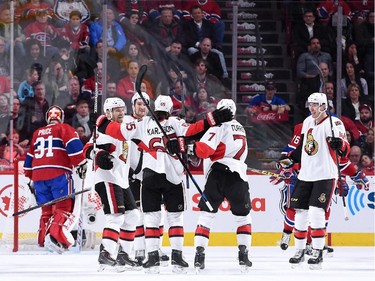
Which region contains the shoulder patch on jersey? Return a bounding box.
[334,120,342,126]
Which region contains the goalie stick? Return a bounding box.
[13,188,91,217]
[135,64,213,211]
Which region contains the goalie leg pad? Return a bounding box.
[38,205,53,247]
[49,198,74,248]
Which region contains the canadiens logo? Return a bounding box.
[318,193,326,203]
[304,132,318,155]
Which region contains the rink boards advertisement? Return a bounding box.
[0,173,374,246]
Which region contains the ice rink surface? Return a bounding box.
[0,246,374,281]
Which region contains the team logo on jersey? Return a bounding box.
[304,132,318,155]
[318,193,326,203]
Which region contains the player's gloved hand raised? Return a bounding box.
[350,171,370,191]
[327,137,343,152]
[335,176,349,197]
[96,150,114,170]
[206,107,233,126]
[76,160,87,179]
[96,115,110,134]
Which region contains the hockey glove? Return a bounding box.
[350,171,370,191]
[96,115,110,134]
[327,137,343,152]
[76,160,88,179]
[166,139,179,155]
[96,150,114,170]
[206,107,233,126]
[166,137,186,155]
[270,168,297,185]
[335,176,349,197]
[276,156,294,169]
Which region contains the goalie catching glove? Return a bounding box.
[96,150,114,170]
[206,107,233,126]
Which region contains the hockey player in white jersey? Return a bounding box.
[124,92,170,266]
[186,99,253,273]
[96,95,233,273]
[277,93,350,269]
[83,98,140,271]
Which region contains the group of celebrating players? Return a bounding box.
[23,90,370,273]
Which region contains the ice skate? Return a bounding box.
[308,249,323,270]
[143,250,160,274]
[194,246,205,273]
[116,247,142,272]
[98,244,117,272]
[289,249,305,268]
[159,249,170,267]
[171,249,189,274]
[323,244,334,257]
[135,249,145,266]
[280,232,292,250]
[238,245,252,273]
[44,234,66,254]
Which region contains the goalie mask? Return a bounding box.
[154,95,173,113]
[46,105,64,124]
[217,99,236,116]
[103,97,126,120]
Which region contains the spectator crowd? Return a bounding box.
[0,0,374,175]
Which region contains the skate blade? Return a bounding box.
[115,265,142,272]
[144,266,160,274]
[159,260,169,267]
[172,265,188,274]
[195,267,202,274]
[240,265,251,273]
[324,250,334,258]
[309,263,322,270]
[290,262,304,269]
[44,241,65,254]
[97,264,117,272]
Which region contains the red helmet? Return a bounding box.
[46,106,64,124]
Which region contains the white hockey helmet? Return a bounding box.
[154,95,173,113]
[46,105,64,124]
[307,92,327,107]
[217,98,236,116]
[103,97,126,119]
[131,92,150,105]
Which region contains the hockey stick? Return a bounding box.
[312,61,349,220]
[13,188,91,217]
[170,62,190,189]
[70,175,85,253]
[247,167,285,178]
[135,65,213,211]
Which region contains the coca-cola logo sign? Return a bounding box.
[249,111,289,123]
[256,112,278,121]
